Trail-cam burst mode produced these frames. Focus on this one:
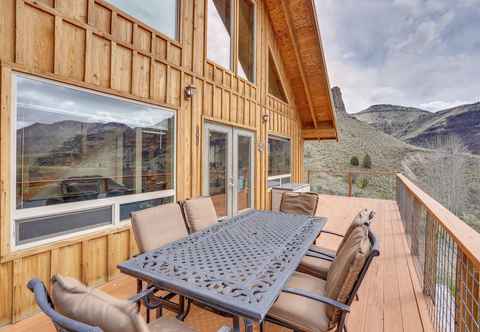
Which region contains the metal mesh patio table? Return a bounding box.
[118,210,326,330]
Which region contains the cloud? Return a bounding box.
[315,0,480,113]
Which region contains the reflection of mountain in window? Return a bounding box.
[15,76,175,210]
[268,52,288,102]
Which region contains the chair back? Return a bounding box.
[131,203,188,252]
[181,196,218,233]
[27,278,102,332]
[279,192,319,216]
[337,209,375,253]
[324,226,380,328]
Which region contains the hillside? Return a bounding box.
[355,102,480,154]
[354,104,431,136]
[305,87,480,231]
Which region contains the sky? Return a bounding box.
[314,0,480,114]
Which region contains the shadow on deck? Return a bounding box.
[1,195,432,332]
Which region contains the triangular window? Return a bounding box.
[268,52,288,102]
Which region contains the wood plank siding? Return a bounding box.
[0,0,335,326]
[1,195,434,332]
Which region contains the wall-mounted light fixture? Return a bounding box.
[184,84,197,100]
[262,114,270,123]
[258,143,265,152]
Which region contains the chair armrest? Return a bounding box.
[306,251,335,262]
[27,279,102,332]
[128,285,158,304]
[282,287,351,313]
[320,230,345,238]
[309,245,336,259]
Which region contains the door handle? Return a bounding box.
[228,177,235,187]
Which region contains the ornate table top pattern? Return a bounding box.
[118,210,326,320]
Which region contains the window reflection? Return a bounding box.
[238,0,255,82]
[207,0,233,70]
[268,137,291,177]
[268,52,288,102]
[105,0,179,40]
[15,76,175,210]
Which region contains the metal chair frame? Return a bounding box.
[263,230,380,332]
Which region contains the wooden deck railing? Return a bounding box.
[396,174,480,332]
[306,169,397,199]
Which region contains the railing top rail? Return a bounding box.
[397,173,480,268]
[307,169,397,176]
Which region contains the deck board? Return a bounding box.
[0,195,432,332]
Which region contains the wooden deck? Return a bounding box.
[0,195,433,332]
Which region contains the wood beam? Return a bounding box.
[280,0,318,128]
[302,128,337,140]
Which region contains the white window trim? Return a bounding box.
[10,72,176,251]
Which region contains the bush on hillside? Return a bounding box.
[350,156,359,166]
[363,154,372,169]
[357,177,369,189]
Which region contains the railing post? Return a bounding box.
[348,172,352,197]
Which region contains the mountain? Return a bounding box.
[355,102,480,154]
[354,104,431,136]
[398,102,480,154]
[304,87,480,231]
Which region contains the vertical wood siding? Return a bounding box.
[0,0,305,325]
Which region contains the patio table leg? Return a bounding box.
[244,319,254,332]
[233,317,240,332]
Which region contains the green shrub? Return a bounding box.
[362,154,372,169]
[350,156,359,166]
[357,177,369,189]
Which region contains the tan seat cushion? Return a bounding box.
[279,192,319,216]
[182,197,218,233]
[325,225,371,326]
[148,317,196,332]
[269,272,332,332]
[51,275,149,332]
[131,203,188,252]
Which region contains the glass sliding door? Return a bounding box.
[233,130,254,213]
[203,123,254,217]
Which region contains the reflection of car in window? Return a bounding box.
[51,176,135,204]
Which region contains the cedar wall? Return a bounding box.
[0,0,305,325]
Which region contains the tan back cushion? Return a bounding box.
[279,192,319,216]
[51,275,149,332]
[131,203,188,252]
[337,209,375,253]
[182,197,218,233]
[325,225,371,326]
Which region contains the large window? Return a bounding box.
[207,0,255,83]
[238,0,255,82]
[13,74,175,247]
[268,136,291,188]
[105,0,179,40]
[207,0,233,70]
[268,52,288,102]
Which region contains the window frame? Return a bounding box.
[103,0,182,43]
[267,135,292,189]
[10,72,177,251]
[206,0,256,83]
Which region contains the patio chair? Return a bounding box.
[298,209,375,279]
[279,192,319,216]
[181,196,219,233]
[131,203,190,321]
[264,225,380,332]
[27,275,198,332]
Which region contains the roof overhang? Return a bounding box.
[264,0,338,141]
